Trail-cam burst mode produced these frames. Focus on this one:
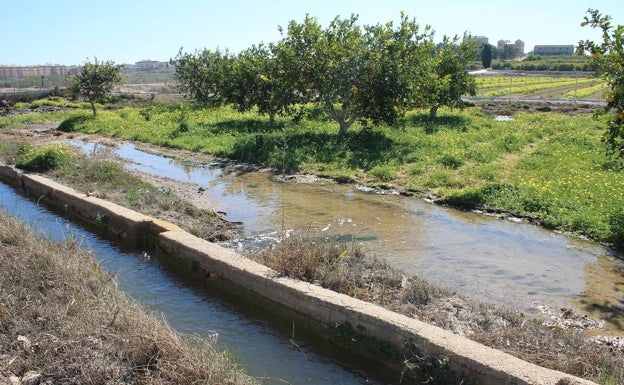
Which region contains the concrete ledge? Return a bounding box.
[20,173,152,243]
[0,165,20,185]
[157,230,595,385]
[0,165,598,385]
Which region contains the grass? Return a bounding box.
[48,101,624,248]
[0,209,257,385]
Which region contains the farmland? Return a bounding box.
[473,72,607,101]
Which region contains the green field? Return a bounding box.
[474,74,607,100]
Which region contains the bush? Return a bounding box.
[57,113,94,132]
[15,143,74,171]
[438,151,465,169]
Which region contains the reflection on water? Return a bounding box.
[71,140,624,331]
[0,183,382,384]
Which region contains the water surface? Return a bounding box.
[72,140,624,331]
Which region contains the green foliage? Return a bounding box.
[172,13,476,137]
[490,55,593,71]
[57,112,94,132]
[0,109,75,129]
[276,13,435,135]
[69,58,123,116]
[15,143,73,171]
[229,43,298,122]
[438,149,465,168]
[609,210,624,249]
[579,9,624,168]
[171,48,234,107]
[15,98,92,110]
[423,35,477,119]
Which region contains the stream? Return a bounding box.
[72,139,624,333]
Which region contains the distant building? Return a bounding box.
[497,39,525,58]
[514,39,525,55]
[122,60,171,73]
[472,36,489,46]
[533,45,575,55]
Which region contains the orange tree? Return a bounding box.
[579,9,624,168]
[69,58,122,116]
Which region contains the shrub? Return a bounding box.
[438,151,465,169]
[57,113,94,132]
[15,143,74,171]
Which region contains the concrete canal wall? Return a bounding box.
[0,165,597,385]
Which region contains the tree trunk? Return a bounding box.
[338,121,349,137]
[89,100,97,116]
[429,104,439,120]
[326,100,356,137]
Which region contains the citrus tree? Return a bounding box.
[171,48,234,107]
[69,58,122,116]
[278,13,434,136]
[228,43,298,123]
[422,35,477,119]
[579,9,624,168]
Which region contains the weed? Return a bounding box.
[57,113,93,132]
[438,150,465,169]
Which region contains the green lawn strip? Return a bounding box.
[57,103,624,246]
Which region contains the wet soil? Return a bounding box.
[470,99,600,116]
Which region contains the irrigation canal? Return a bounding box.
[0,182,385,385]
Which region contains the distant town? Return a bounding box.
[471,36,575,58]
[0,38,576,86]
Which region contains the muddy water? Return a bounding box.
[0,182,384,385]
[74,140,624,331]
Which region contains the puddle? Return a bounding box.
[494,115,514,121]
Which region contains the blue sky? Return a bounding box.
[1,0,620,66]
